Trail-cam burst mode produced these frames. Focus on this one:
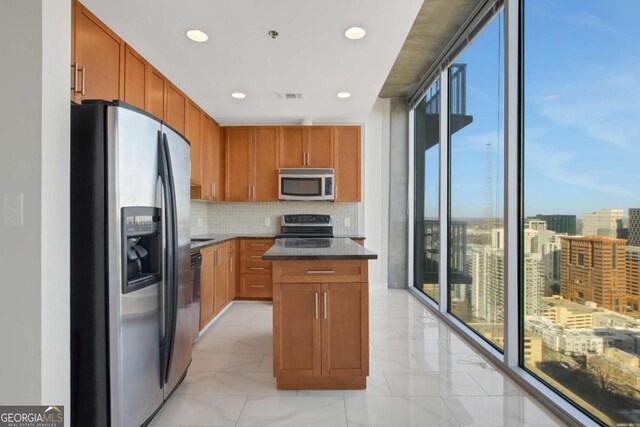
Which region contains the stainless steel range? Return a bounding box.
[276,214,334,238]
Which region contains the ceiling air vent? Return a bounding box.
[277,93,303,100]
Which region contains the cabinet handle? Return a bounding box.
[229,257,233,272]
[324,292,328,319]
[250,267,265,270]
[71,63,78,92]
[210,183,214,197]
[307,152,311,166]
[306,270,335,274]
[315,292,319,319]
[213,182,217,198]
[80,66,86,96]
[250,285,265,288]
[302,152,306,166]
[250,255,262,259]
[250,243,265,247]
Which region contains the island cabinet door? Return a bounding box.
[320,282,369,377]
[273,283,322,378]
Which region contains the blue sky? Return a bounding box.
[426,1,640,219]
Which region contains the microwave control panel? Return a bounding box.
[324,177,333,196]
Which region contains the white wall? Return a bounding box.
[0,0,70,422]
[362,98,391,286]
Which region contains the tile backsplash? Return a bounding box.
[191,201,359,236]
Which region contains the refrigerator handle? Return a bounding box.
[158,131,179,385]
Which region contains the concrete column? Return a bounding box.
[387,98,409,288]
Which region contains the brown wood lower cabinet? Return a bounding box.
[199,246,215,329]
[272,260,369,389]
[237,239,275,300]
[199,241,237,330]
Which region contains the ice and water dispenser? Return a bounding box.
[121,207,162,294]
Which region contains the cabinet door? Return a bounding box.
[212,122,224,201]
[225,127,252,201]
[74,4,124,103]
[199,115,214,199]
[227,242,236,303]
[123,44,146,110]
[273,283,321,377]
[334,126,361,202]
[199,247,215,329]
[306,127,334,168]
[187,101,203,186]
[280,127,306,168]
[165,84,186,136]
[145,66,165,120]
[214,247,227,314]
[253,127,280,201]
[321,283,368,377]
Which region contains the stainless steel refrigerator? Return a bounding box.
[70,101,192,427]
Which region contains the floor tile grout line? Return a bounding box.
[234,395,249,427]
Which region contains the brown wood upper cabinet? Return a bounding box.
[279,126,334,169]
[123,43,167,121]
[164,84,187,136]
[72,1,124,103]
[226,127,280,202]
[123,45,146,110]
[334,126,361,202]
[186,101,202,185]
[192,118,224,201]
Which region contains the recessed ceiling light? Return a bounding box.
[337,92,351,99]
[344,27,366,40]
[186,29,208,42]
[231,92,246,99]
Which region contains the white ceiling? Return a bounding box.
[81,0,423,125]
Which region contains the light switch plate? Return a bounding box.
[344,217,351,228]
[3,193,24,227]
[265,217,271,227]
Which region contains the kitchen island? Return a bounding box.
[263,238,377,390]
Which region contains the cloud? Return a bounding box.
[525,141,638,199]
[536,70,640,151]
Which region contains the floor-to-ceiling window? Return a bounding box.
[521,1,640,424]
[414,80,441,303]
[448,11,505,349]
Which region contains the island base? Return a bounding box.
[276,376,366,390]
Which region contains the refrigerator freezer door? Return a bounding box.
[162,124,193,396]
[107,105,165,427]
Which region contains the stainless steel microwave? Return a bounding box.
[278,168,335,201]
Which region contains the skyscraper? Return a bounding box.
[626,246,640,312]
[629,208,640,246]
[581,209,624,237]
[534,214,576,236]
[560,236,627,313]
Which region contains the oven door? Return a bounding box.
[279,174,332,201]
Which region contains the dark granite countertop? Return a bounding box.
[262,238,377,261]
[190,233,366,252]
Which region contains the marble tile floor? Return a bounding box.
[151,284,566,427]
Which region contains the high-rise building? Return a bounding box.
[534,214,577,236]
[581,209,624,237]
[560,236,627,313]
[626,246,640,312]
[629,208,640,246]
[524,253,544,315]
[525,219,547,231]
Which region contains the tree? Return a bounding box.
[586,355,635,396]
